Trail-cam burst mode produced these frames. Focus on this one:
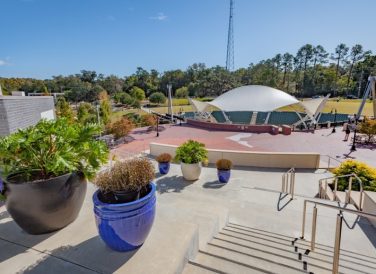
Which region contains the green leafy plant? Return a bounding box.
[358,118,376,143]
[333,160,376,191]
[149,92,166,104]
[216,159,233,170]
[156,153,172,163]
[0,118,109,181]
[175,140,208,164]
[93,158,155,192]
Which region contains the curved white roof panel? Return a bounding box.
[209,85,299,112]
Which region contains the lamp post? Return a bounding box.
[350,115,358,151]
[156,115,159,137]
[332,109,337,133]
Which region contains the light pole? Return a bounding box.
[332,109,337,133]
[167,84,173,123]
[350,115,358,151]
[156,115,159,137]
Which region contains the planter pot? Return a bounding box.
[181,162,202,181]
[158,162,170,175]
[93,183,156,252]
[4,172,87,235]
[217,169,231,183]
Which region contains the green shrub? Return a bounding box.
[77,102,97,125]
[175,140,208,164]
[130,86,145,101]
[149,92,166,104]
[108,117,134,140]
[333,160,376,191]
[358,118,376,142]
[175,86,188,98]
[0,118,109,181]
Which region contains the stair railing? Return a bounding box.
[301,199,376,274]
[321,154,342,170]
[318,174,363,210]
[281,167,295,199]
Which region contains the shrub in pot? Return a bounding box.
[216,159,233,183]
[92,157,156,252]
[156,153,172,175]
[0,118,109,234]
[175,140,208,181]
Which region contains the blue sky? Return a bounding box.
[0,0,375,79]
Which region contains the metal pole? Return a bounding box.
[351,115,358,151]
[332,213,343,274]
[311,206,318,251]
[291,170,295,199]
[348,177,353,204]
[332,109,337,133]
[281,174,285,193]
[167,84,173,123]
[301,200,307,239]
[156,115,159,137]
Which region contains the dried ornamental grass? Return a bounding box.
[216,159,233,170]
[156,153,172,163]
[94,158,155,192]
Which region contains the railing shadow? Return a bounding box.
[277,192,293,211]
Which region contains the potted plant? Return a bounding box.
[156,153,172,175]
[0,118,108,234]
[175,140,208,181]
[216,159,233,183]
[92,157,156,252]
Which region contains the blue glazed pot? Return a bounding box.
[93,183,156,252]
[217,169,231,183]
[158,162,170,175]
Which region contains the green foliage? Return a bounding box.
[130,86,145,101]
[0,118,109,181]
[149,92,166,104]
[175,140,208,164]
[99,91,111,125]
[175,86,189,98]
[55,96,74,122]
[358,118,376,142]
[333,160,376,191]
[77,102,97,125]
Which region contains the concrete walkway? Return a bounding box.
[0,163,375,273]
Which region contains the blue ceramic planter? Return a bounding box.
[158,162,170,175]
[217,169,231,183]
[93,183,156,252]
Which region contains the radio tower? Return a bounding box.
[226,0,234,71]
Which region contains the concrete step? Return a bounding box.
[182,262,222,274]
[219,226,375,274]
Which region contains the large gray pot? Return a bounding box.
[4,172,87,235]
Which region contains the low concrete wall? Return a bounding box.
[186,119,279,134]
[149,143,320,169]
[363,191,376,228]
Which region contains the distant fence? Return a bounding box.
[149,143,321,169]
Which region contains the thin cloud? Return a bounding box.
[0,60,9,66]
[149,12,167,21]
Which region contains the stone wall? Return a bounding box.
[0,96,55,136]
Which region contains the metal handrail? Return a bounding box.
[322,155,342,170]
[301,200,376,274]
[318,173,364,210]
[281,168,295,199]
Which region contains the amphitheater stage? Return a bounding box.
[113,124,376,167]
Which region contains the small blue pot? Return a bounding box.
[158,162,170,175]
[93,183,156,252]
[217,169,231,183]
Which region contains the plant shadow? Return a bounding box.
[0,210,56,264]
[202,180,226,189]
[155,175,194,194]
[17,236,138,273]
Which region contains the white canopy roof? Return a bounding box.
[299,96,329,117]
[208,85,299,112]
[188,98,210,113]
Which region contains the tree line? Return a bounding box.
[1,43,375,102]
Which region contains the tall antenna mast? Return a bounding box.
[226,0,234,71]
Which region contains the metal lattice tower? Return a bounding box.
[226,0,234,71]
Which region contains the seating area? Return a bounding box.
[225,111,253,124]
[268,111,302,125]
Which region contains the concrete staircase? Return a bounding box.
[184,222,376,274]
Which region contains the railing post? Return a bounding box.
[291,169,295,200]
[324,181,328,200]
[332,213,343,274]
[281,174,285,193]
[334,178,338,199]
[348,177,353,204]
[301,200,307,239]
[311,206,318,251]
[318,181,322,198]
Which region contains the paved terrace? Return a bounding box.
[1,163,375,273]
[114,124,376,167]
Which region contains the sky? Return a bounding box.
[0,0,375,79]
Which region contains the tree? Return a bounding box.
[346,45,370,90]
[312,45,328,83]
[175,86,189,98]
[77,102,97,125]
[332,43,349,80]
[281,53,294,89]
[55,97,74,122]
[99,91,111,125]
[129,86,145,101]
[78,70,97,83]
[149,92,166,104]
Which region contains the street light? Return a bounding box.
[350,115,358,151]
[332,109,337,133]
[156,115,159,137]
